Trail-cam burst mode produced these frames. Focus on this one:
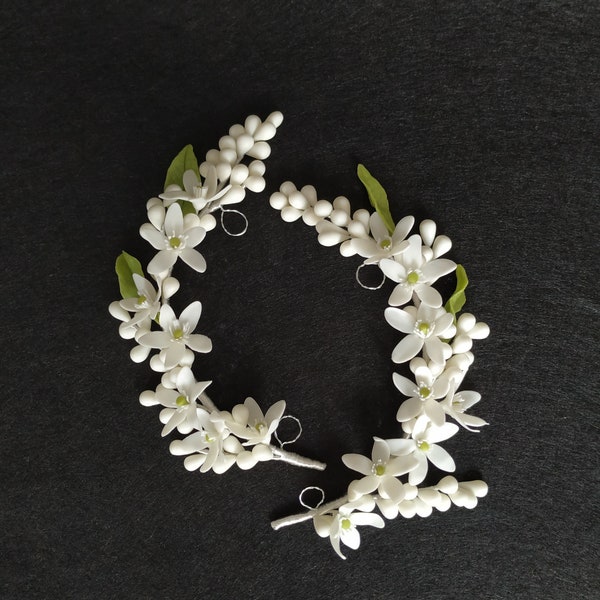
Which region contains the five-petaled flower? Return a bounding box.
[225,397,286,446]
[351,214,414,265]
[159,166,241,212]
[379,234,456,308]
[343,437,418,502]
[313,497,385,559]
[387,416,459,485]
[138,301,212,369]
[140,202,208,275]
[385,302,456,364]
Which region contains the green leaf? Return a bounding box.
[164,144,199,191]
[445,264,469,317]
[115,252,144,299]
[357,164,395,235]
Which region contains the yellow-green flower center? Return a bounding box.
[417,440,430,452]
[204,433,214,443]
[137,295,147,305]
[176,395,189,407]
[379,238,392,250]
[374,463,386,476]
[407,271,419,285]
[341,518,352,530]
[419,386,431,398]
[169,237,182,249]
[173,327,184,340]
[417,321,430,336]
[254,421,266,432]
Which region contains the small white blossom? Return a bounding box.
[441,381,488,432]
[140,203,207,275]
[225,397,286,446]
[393,364,450,427]
[118,273,161,329]
[343,438,418,502]
[313,497,384,559]
[138,301,211,369]
[147,367,212,436]
[159,166,236,212]
[351,214,414,265]
[380,235,456,308]
[170,411,235,474]
[387,415,459,485]
[385,303,456,364]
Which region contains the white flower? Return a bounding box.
[118,273,161,328]
[343,438,418,502]
[313,497,384,559]
[379,234,456,308]
[149,367,212,436]
[385,303,455,364]
[159,166,241,212]
[441,381,488,432]
[140,203,207,275]
[387,415,459,485]
[393,365,450,427]
[351,214,414,265]
[138,301,212,369]
[170,412,236,474]
[225,397,286,446]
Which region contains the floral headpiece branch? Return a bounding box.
[109,113,490,560]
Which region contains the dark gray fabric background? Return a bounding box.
[2,1,598,598]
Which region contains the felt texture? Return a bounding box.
[1,1,598,598]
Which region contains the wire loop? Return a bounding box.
[220,208,249,236]
[355,262,386,290]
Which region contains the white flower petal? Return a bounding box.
[341,526,361,550]
[408,455,428,485]
[180,301,202,331]
[379,258,406,283]
[396,397,423,422]
[342,454,373,476]
[179,248,207,273]
[349,475,379,497]
[161,409,187,437]
[425,399,446,427]
[138,331,171,349]
[265,400,286,424]
[185,226,206,248]
[415,284,442,308]
[372,439,390,464]
[392,216,415,243]
[392,335,424,364]
[147,250,177,275]
[421,259,456,282]
[379,476,405,502]
[139,224,166,250]
[424,336,447,364]
[426,422,459,444]
[384,307,415,334]
[388,284,413,307]
[392,373,417,397]
[164,342,186,368]
[164,203,184,237]
[351,238,378,258]
[427,444,456,472]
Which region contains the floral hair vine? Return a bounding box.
[109,112,490,560]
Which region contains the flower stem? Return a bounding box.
[271,496,347,530]
[270,447,326,471]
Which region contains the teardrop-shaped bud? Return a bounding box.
[420,219,437,246]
